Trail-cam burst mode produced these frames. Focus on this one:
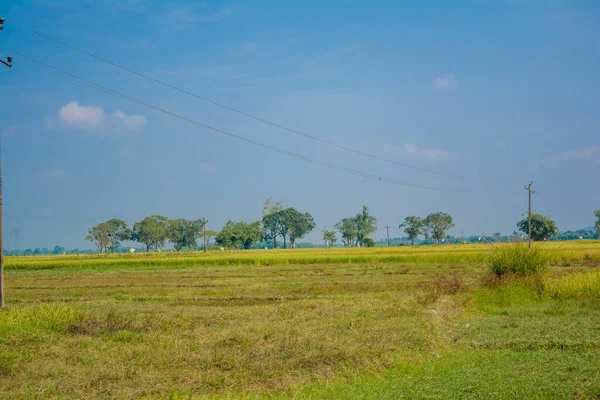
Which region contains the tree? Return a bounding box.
[105,219,132,252]
[215,220,264,249]
[399,216,424,246]
[363,237,376,247]
[323,229,337,248]
[262,211,285,249]
[423,212,455,244]
[85,223,111,253]
[517,213,558,242]
[595,210,600,239]
[52,245,66,255]
[287,210,316,249]
[334,217,358,247]
[202,230,218,249]
[168,218,205,251]
[261,198,286,248]
[132,215,169,252]
[354,205,377,247]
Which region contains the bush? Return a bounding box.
[488,242,548,276]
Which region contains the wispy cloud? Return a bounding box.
[550,146,600,163]
[382,143,456,161]
[2,125,17,137]
[111,110,147,132]
[167,5,235,29]
[199,162,217,174]
[35,169,74,184]
[239,41,257,53]
[432,73,458,91]
[50,101,147,132]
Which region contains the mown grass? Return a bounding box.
[1,242,599,399]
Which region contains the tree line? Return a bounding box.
[78,206,600,252]
[5,206,596,255]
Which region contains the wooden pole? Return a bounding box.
[524,181,535,249]
[203,219,207,253]
[385,225,391,246]
[0,141,4,308]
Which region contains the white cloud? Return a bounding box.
[382,143,456,161]
[51,102,147,132]
[401,143,418,155]
[432,73,458,91]
[59,101,105,129]
[421,147,453,161]
[551,146,600,163]
[111,110,147,132]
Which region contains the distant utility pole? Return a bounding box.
[384,225,391,246]
[202,218,208,253]
[524,181,535,248]
[461,230,465,244]
[12,229,19,253]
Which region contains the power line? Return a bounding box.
[5,19,519,184]
[4,48,496,196]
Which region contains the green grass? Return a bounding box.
[1,242,599,399]
[488,242,549,276]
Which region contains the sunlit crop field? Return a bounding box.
[1,241,600,399]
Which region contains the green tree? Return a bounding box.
[287,209,316,249]
[215,220,264,249]
[322,229,338,248]
[85,223,111,253]
[334,217,358,247]
[132,215,169,252]
[105,219,132,252]
[354,205,377,247]
[168,218,205,251]
[517,213,558,241]
[595,210,600,238]
[399,216,424,246]
[424,212,455,244]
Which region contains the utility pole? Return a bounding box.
[0,140,4,308]
[322,227,328,249]
[202,218,208,253]
[524,181,535,248]
[461,230,465,244]
[0,22,10,308]
[384,225,391,246]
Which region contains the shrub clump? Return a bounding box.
[488,242,548,277]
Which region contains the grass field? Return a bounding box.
[1,242,600,399]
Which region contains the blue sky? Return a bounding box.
[0,0,598,249]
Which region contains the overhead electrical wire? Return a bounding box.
[4,19,519,184]
[3,48,496,196]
